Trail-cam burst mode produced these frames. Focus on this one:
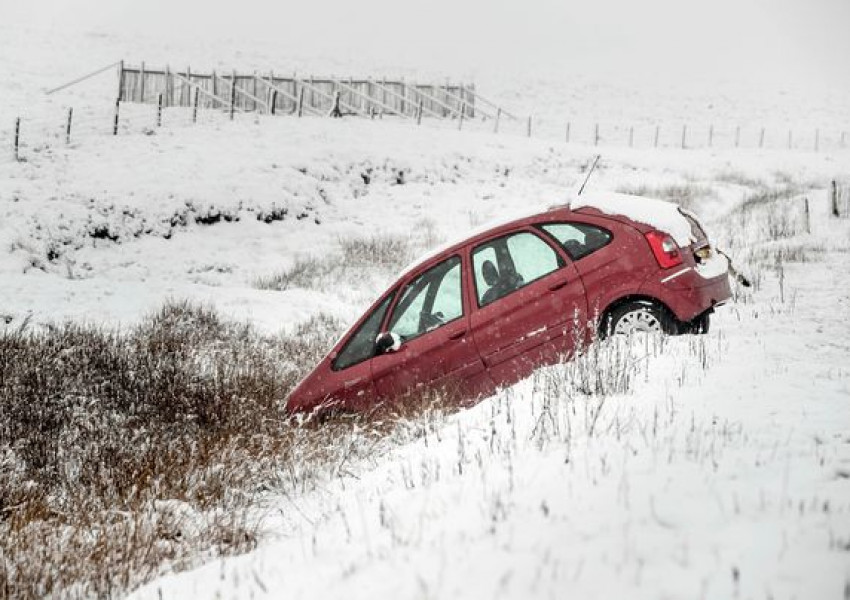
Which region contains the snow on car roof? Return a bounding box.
[570,191,695,247]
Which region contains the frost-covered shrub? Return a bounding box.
[0,301,358,599]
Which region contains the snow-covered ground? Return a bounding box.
[2,105,849,598]
[3,10,850,600]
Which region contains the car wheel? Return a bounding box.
[603,301,674,337]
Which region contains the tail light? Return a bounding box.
[644,231,683,269]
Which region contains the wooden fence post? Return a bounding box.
[117,60,124,101]
[270,89,278,116]
[493,108,501,134]
[157,93,163,127]
[112,98,120,135]
[252,71,258,112]
[565,121,570,143]
[297,87,305,117]
[759,127,765,148]
[458,102,465,131]
[654,124,660,148]
[417,98,423,125]
[594,123,599,146]
[192,87,200,122]
[681,124,687,149]
[66,108,73,144]
[832,180,839,217]
[211,70,218,107]
[803,197,810,233]
[527,115,533,138]
[139,61,146,103]
[165,66,171,108]
[229,72,236,120]
[330,91,342,118]
[185,66,191,107]
[13,117,20,161]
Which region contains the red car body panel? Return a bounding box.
[286,202,732,414]
[371,253,487,402]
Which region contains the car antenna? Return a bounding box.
[577,154,601,196]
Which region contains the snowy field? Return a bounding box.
[2,8,850,600]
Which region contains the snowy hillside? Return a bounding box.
[2,103,850,599]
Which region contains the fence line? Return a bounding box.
[4,74,850,166]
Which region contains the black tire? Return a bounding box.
[601,300,676,338]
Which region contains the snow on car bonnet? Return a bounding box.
[570,191,694,247]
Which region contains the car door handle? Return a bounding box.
[548,278,569,291]
[344,378,364,389]
[447,329,467,341]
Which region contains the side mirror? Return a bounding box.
[375,331,401,355]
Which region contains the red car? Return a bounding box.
[287,193,731,414]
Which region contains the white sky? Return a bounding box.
[3,0,848,87]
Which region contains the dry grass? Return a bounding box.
[714,169,766,189]
[254,233,417,292]
[615,182,716,211]
[0,301,403,599]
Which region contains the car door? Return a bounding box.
[467,228,588,387]
[317,292,396,412]
[371,254,489,402]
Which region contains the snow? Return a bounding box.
[694,252,730,280]
[571,191,695,247]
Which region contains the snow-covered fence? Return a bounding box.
[119,63,478,119]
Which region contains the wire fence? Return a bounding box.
[2,94,848,167]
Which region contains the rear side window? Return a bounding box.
[539,223,612,260]
[473,231,563,307]
[332,293,394,371]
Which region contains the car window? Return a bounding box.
[388,256,463,342]
[473,231,562,307]
[333,293,394,371]
[539,223,612,260]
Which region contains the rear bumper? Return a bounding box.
[639,263,732,324]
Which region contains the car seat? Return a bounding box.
[481,260,501,305]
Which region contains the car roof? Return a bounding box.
[398,191,691,279]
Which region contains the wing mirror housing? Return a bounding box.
[375,331,402,355]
